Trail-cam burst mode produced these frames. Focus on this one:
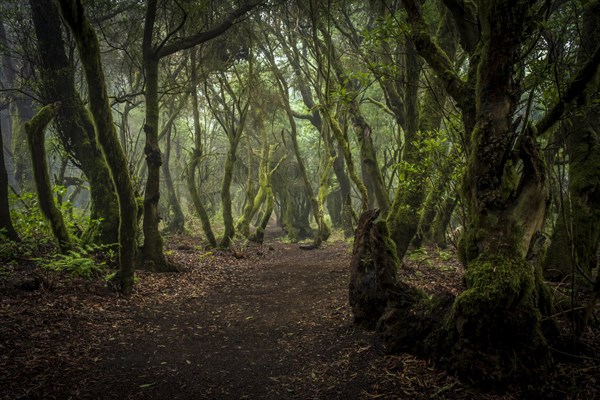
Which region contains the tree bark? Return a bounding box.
[30,0,119,245]
[25,103,71,253]
[58,0,138,295]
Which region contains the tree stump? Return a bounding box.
[349,209,399,329]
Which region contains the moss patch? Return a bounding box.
[447,252,550,387]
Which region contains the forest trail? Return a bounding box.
[3,232,576,400]
[85,240,375,400]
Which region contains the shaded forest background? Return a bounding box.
[1,0,599,392]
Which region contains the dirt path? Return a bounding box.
[85,242,374,400]
[4,233,594,399]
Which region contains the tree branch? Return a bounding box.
[157,1,260,59]
[402,0,471,106]
[536,43,600,136]
[441,0,478,54]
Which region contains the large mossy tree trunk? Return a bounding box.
[445,0,551,384]
[369,0,600,386]
[25,103,72,253]
[58,0,138,295]
[0,122,19,242]
[30,0,119,245]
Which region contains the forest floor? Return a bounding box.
[1,227,599,400]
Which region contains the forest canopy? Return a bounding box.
[1,0,599,390]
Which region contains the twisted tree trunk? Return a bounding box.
[25,103,71,253]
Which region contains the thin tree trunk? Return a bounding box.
[140,55,173,271]
[220,141,239,248]
[25,103,71,252]
[162,112,185,234]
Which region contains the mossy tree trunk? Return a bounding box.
[30,0,119,245]
[58,0,138,295]
[250,187,274,245]
[0,121,19,242]
[445,0,551,383]
[412,151,458,248]
[236,126,286,239]
[25,103,72,253]
[220,140,242,247]
[139,52,173,271]
[236,138,256,238]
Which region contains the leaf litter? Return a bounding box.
[0,233,598,399]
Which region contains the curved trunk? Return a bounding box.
[58,0,138,294]
[327,115,369,212]
[187,151,217,247]
[220,145,238,248]
[250,187,274,245]
[333,146,355,237]
[235,138,256,238]
[25,103,71,252]
[162,118,184,234]
[450,0,551,383]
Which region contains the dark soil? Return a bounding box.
[1,231,598,399]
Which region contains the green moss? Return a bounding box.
[456,252,534,318]
[457,223,479,265]
[501,160,518,201]
[448,251,550,386]
[375,220,400,268]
